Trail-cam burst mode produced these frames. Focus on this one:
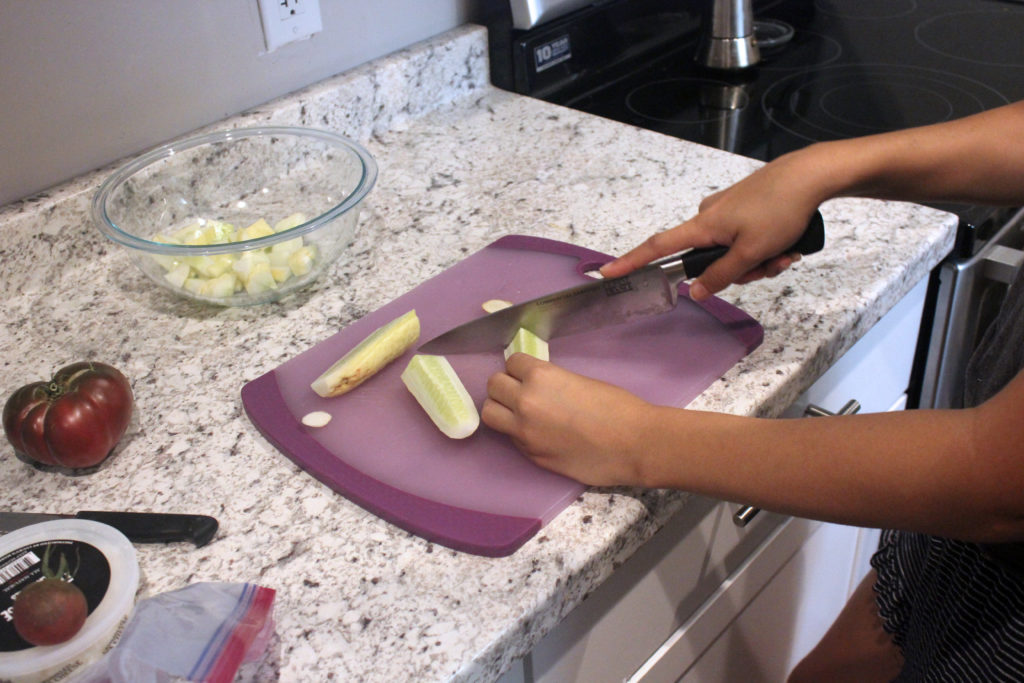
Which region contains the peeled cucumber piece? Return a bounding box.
[149,214,313,299]
[482,299,513,313]
[504,328,549,361]
[274,213,307,232]
[164,262,191,289]
[401,354,479,439]
[239,218,274,241]
[311,310,421,397]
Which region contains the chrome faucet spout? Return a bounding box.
[697,0,760,70]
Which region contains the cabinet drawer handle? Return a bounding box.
[732,399,861,527]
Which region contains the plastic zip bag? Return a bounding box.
[75,582,276,683]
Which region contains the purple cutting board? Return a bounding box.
[241,235,762,556]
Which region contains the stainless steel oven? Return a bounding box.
[917,206,1024,408]
[483,0,1024,409]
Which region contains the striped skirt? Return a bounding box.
[872,529,1024,681]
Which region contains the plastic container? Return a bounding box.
[0,520,139,683]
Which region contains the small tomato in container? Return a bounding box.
[2,362,133,470]
[12,545,89,647]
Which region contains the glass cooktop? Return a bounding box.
[557,0,1024,160]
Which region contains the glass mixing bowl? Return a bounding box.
[92,126,377,305]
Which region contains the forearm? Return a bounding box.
[640,404,1021,543]
[795,99,1024,207]
[485,355,1024,542]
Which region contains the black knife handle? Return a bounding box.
[791,210,827,254]
[75,511,219,547]
[667,209,826,280]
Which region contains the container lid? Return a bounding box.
[0,519,139,682]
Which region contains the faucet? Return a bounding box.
[697,0,760,70]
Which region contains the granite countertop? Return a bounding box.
[0,25,956,682]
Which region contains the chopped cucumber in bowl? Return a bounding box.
[148,214,320,300]
[92,126,378,306]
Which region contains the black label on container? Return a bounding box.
[0,539,111,652]
[534,35,571,73]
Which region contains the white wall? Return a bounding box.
[0,0,480,207]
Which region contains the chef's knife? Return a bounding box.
[0,511,219,548]
[420,211,825,354]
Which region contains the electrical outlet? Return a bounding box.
[257,0,323,52]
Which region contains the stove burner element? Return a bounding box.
[762,64,1009,144]
[813,0,917,20]
[757,30,842,72]
[753,19,794,51]
[916,9,1024,67]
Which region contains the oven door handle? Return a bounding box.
[733,399,862,527]
[982,245,1024,285]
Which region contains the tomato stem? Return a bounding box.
[46,381,65,400]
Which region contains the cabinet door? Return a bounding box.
[495,659,527,683]
[528,498,786,683]
[623,517,817,683]
[673,521,865,682]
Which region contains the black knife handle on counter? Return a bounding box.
[75,511,219,547]
[653,209,826,281]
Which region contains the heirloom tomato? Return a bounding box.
[3,361,133,469]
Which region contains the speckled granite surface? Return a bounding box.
[0,24,956,682]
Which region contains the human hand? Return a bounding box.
[600,153,824,300]
[482,353,655,487]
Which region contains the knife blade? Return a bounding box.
[419,211,825,354]
[0,511,219,548]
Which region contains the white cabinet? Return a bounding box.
[505,278,927,683]
[526,498,787,683]
[659,522,880,683]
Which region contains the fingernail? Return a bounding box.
[689,281,709,301]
